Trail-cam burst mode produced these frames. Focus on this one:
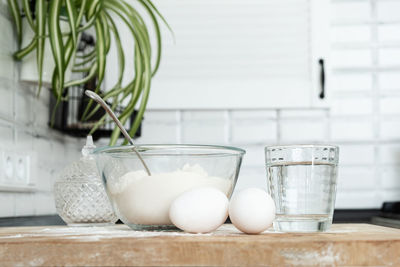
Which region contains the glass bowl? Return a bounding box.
[93,144,245,230]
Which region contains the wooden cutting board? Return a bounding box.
[0,224,399,266]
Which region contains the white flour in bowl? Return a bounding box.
[108,164,232,225]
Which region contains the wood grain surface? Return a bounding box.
[0,224,399,266]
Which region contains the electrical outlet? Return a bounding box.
[2,151,14,182]
[0,149,34,192]
[0,150,31,186]
[15,154,30,184]
[0,150,4,183]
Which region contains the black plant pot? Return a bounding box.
[49,87,142,140]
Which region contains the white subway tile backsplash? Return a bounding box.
[15,128,33,151]
[380,97,400,115]
[380,166,400,190]
[0,192,15,217]
[0,54,14,81]
[143,110,178,123]
[380,119,400,140]
[232,110,277,120]
[379,72,400,91]
[339,144,375,165]
[331,49,372,68]
[15,91,33,125]
[14,193,35,216]
[337,166,375,190]
[239,145,266,168]
[0,16,14,81]
[34,164,53,192]
[137,111,179,144]
[280,119,327,142]
[182,122,227,144]
[332,2,370,22]
[138,123,178,144]
[331,73,372,92]
[182,111,226,121]
[331,97,372,116]
[31,92,50,128]
[280,109,327,118]
[378,24,400,43]
[34,192,56,215]
[380,190,400,202]
[377,0,400,22]
[0,81,14,120]
[231,119,277,144]
[182,111,227,144]
[0,122,13,149]
[379,144,400,165]
[379,48,400,67]
[331,25,370,44]
[331,119,373,141]
[335,191,381,209]
[234,166,267,194]
[63,138,81,164]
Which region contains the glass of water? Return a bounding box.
[265,145,339,232]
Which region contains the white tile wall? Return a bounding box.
[377,1,400,22]
[331,49,372,68]
[134,0,400,209]
[331,73,372,92]
[1,0,400,218]
[332,1,370,22]
[0,2,83,217]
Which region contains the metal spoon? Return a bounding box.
[85,90,152,176]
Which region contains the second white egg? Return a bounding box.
[229,188,276,234]
[169,187,229,233]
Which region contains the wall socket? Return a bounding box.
[0,149,31,189]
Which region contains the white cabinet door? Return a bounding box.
[109,0,330,109]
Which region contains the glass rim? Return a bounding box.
[93,144,246,156]
[265,144,339,151]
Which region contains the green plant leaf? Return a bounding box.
[99,12,111,53]
[13,38,37,60]
[80,18,106,121]
[72,66,92,72]
[105,11,124,89]
[50,36,74,111]
[86,0,101,19]
[104,0,153,143]
[76,0,88,26]
[64,62,98,87]
[36,0,47,96]
[22,0,35,30]
[76,49,95,59]
[137,0,162,75]
[65,0,78,46]
[7,0,22,45]
[73,52,96,67]
[94,18,106,91]
[141,0,173,34]
[48,0,65,100]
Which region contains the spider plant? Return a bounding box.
[7,0,171,145]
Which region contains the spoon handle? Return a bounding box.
[85,90,152,176]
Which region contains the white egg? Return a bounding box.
[169,187,229,233]
[229,188,276,234]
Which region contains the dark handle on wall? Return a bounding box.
[319,59,325,99]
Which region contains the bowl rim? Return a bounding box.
[92,144,246,156]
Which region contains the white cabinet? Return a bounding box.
[110,0,331,109]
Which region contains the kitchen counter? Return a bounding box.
[0,224,399,266]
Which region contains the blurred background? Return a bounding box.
[0,0,399,222]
